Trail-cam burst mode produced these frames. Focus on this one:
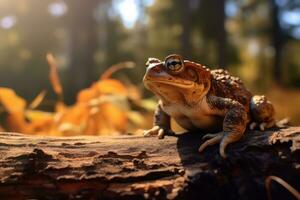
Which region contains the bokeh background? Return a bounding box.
[0,0,300,134]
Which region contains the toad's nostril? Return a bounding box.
[151,65,161,72]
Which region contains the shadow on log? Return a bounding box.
[0,127,299,200]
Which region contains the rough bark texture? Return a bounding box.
[0,127,299,200]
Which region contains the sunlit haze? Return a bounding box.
[48,1,68,17]
[0,15,16,29]
[114,0,154,28]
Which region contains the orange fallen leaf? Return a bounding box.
[47,53,63,100]
[25,110,54,134]
[0,87,26,113]
[100,61,135,80]
[0,87,29,133]
[29,90,47,109]
[96,79,128,96]
[0,55,146,136]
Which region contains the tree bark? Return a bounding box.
[0,127,299,200]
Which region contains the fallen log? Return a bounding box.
[0,127,299,200]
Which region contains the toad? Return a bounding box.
[143,54,275,158]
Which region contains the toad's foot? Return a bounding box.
[202,132,224,140]
[249,120,275,131]
[143,126,174,139]
[199,130,244,158]
[199,132,223,154]
[276,117,289,128]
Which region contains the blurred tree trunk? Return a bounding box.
[200,0,227,68]
[135,1,148,75]
[215,0,227,68]
[67,0,98,101]
[271,0,284,86]
[180,0,192,58]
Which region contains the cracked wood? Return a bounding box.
[0,127,299,200]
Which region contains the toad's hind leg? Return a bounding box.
[250,95,275,131]
[200,96,249,158]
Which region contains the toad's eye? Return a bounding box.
[165,56,184,74]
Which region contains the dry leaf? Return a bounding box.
[29,90,47,109]
[25,110,54,133]
[0,87,28,132]
[0,55,146,136]
[100,61,135,80]
[47,53,63,99]
[96,79,128,96]
[0,87,26,113]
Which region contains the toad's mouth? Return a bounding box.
[145,78,194,89]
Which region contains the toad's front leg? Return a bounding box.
[143,101,174,139]
[199,96,248,158]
